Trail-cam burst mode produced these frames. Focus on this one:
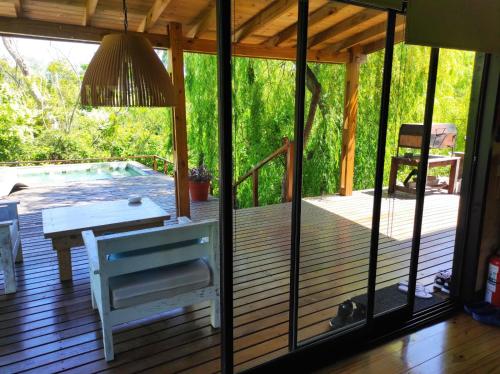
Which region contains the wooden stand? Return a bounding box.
[388,155,460,194]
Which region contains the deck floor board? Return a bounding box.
[0,174,459,373]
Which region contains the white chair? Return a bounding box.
[82,217,220,361]
[0,200,23,294]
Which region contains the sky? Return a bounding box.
[0,37,98,71]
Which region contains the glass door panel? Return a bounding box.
[297,3,391,344]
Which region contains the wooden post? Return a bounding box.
[339,51,362,196]
[168,22,190,218]
[252,169,259,207]
[285,140,294,202]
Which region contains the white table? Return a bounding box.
[42,198,170,281]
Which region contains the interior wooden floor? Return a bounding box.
[0,174,459,373]
[316,312,500,374]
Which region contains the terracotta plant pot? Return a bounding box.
[189,181,210,202]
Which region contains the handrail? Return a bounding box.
[0,155,174,176]
[233,142,289,188]
[232,138,293,207]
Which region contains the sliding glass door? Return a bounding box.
[214,1,470,372]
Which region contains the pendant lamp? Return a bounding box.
[80,0,175,107]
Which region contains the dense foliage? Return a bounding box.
[0,39,474,207]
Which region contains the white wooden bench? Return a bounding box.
[0,200,23,294]
[82,217,220,361]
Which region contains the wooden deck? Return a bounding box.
[0,173,459,373]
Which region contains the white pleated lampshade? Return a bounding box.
[81,33,176,107]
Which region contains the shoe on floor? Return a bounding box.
[434,269,452,293]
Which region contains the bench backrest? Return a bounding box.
[94,220,219,278]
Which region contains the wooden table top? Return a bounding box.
[42,197,170,238]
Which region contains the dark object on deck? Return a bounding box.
[389,123,461,194]
[329,300,366,330]
[397,123,458,152]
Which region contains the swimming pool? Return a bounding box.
[1,161,151,194]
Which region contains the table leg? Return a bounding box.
[56,248,72,281]
[388,158,398,194]
[448,160,458,194]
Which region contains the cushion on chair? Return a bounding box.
[109,258,211,309]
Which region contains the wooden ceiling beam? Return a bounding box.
[185,0,215,39]
[308,8,381,49]
[320,16,405,55]
[263,2,348,47]
[4,0,22,17]
[362,27,405,55]
[183,37,349,63]
[234,0,295,43]
[138,0,173,32]
[83,0,98,26]
[0,16,348,63]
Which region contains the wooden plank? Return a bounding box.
[339,52,361,196]
[42,198,169,237]
[308,8,381,49]
[0,174,460,372]
[0,17,349,63]
[185,0,215,39]
[137,0,173,32]
[263,2,347,47]
[168,22,190,218]
[83,0,98,26]
[183,37,350,63]
[320,16,405,55]
[362,27,405,54]
[233,0,296,43]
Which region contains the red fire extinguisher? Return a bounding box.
[485,254,500,307]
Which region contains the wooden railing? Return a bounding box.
[232,138,294,208]
[0,155,175,176]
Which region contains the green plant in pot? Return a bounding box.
[188,164,212,202]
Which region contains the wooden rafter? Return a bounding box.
[83,0,98,26]
[185,0,215,39]
[0,17,349,63]
[320,16,405,54]
[138,0,172,33]
[263,2,347,47]
[234,0,295,43]
[308,8,381,49]
[362,27,405,54]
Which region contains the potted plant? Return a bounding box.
[188,164,212,202]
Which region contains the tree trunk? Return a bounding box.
[2,37,45,109]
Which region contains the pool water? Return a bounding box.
[2,162,149,188]
[18,165,143,184]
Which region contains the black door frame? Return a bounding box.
[214,0,495,372]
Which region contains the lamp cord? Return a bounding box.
[122,0,128,33]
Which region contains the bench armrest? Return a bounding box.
[82,230,100,275]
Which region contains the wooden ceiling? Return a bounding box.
[0,0,406,63]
